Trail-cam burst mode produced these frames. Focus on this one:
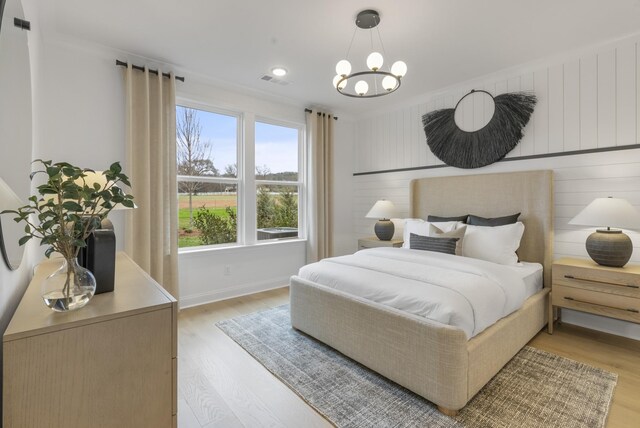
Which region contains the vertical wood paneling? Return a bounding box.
[355,35,640,174]
[519,73,535,156]
[483,82,496,124]
[580,54,598,150]
[637,42,640,146]
[423,101,433,165]
[548,64,564,153]
[597,49,616,148]
[616,42,636,146]
[506,77,522,157]
[410,105,419,168]
[533,69,549,154]
[563,60,580,151]
[403,109,412,167]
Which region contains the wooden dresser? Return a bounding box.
[3,252,177,428]
[549,257,640,333]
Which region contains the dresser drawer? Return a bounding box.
[553,263,640,298]
[552,284,640,323]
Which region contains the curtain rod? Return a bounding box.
[305,108,338,121]
[116,60,185,82]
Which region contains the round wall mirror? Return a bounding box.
[0,0,32,270]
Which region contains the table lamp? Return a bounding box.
[366,199,398,241]
[568,197,640,267]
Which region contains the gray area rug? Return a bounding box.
[216,305,617,428]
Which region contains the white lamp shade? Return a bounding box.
[391,60,407,78]
[366,200,398,220]
[382,75,397,91]
[568,197,640,230]
[335,59,352,76]
[354,80,369,95]
[42,171,136,211]
[332,74,347,90]
[366,52,384,71]
[0,177,23,211]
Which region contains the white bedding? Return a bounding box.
[297,247,541,338]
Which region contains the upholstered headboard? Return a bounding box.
[410,170,554,287]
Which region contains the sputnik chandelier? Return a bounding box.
[333,10,407,98]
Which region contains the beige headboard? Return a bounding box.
[410,170,554,287]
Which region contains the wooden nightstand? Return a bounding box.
[358,237,403,250]
[548,257,640,334]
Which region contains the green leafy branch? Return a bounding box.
[1,160,134,260]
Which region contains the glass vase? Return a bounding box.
[41,257,96,312]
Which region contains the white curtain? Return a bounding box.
[306,110,334,263]
[123,65,179,300]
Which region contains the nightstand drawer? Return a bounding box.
[552,285,640,323]
[553,263,640,298]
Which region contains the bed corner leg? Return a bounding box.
[437,406,459,417]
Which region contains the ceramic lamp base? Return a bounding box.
[374,219,394,241]
[586,229,633,268]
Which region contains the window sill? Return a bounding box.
[178,238,307,256]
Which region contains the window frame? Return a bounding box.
[176,100,243,250]
[254,116,306,242]
[175,101,307,252]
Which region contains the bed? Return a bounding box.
[289,170,553,415]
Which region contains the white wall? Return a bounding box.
[352,33,640,340]
[29,35,354,308]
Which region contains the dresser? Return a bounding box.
[358,237,404,250]
[549,257,640,334]
[3,252,177,428]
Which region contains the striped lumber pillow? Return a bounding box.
[409,233,459,255]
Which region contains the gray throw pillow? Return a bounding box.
[409,233,459,255]
[467,213,520,226]
[427,214,468,223]
[429,224,466,255]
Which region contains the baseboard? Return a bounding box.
[179,276,291,309]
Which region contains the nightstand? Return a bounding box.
[548,257,640,334]
[358,237,403,250]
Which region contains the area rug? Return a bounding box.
[216,305,617,428]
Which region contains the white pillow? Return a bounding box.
[402,219,460,248]
[462,222,525,265]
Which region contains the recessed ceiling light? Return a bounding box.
[272,67,287,77]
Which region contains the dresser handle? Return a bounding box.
[564,296,640,313]
[563,274,639,289]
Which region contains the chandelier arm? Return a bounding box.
[336,71,401,98]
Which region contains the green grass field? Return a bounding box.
[178,194,236,248]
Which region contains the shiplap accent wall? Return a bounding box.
[355,35,640,173]
[352,34,640,338]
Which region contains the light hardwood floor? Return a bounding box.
[178,287,640,428]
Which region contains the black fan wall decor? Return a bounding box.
[422,90,537,169]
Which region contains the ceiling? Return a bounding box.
[37,0,640,117]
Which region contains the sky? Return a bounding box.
[177,106,298,175]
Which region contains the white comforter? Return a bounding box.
[297,247,529,338]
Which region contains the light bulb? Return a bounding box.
[391,61,407,78]
[332,75,347,90]
[366,52,384,71]
[271,67,287,77]
[382,75,397,91]
[354,80,369,96]
[335,60,352,77]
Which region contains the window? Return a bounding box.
[255,121,303,241]
[176,104,305,249]
[176,106,240,248]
